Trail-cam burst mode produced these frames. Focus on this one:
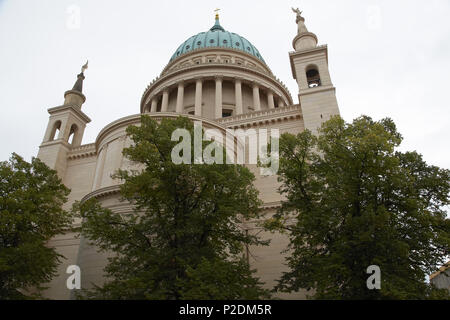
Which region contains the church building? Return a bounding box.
[37,10,340,299]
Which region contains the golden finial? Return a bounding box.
[214,8,220,20]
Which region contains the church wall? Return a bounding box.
[167,89,177,112]
[202,80,216,119]
[242,83,254,113]
[99,136,126,188]
[183,83,196,113]
[221,80,234,114]
[63,156,98,211]
[40,155,97,300]
[244,118,304,204]
[247,220,312,299]
[300,88,340,132]
[37,142,70,179]
[43,231,81,300]
[76,194,129,293]
[240,118,311,299]
[259,90,268,111]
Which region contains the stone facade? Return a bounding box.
[37,11,340,300]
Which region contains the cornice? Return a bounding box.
[80,185,283,213]
[217,104,302,128]
[95,113,231,151]
[48,104,91,123]
[299,85,335,97]
[162,47,273,75]
[292,32,318,50]
[289,44,328,79]
[63,90,86,104]
[67,143,97,160]
[39,138,71,149]
[80,185,121,203]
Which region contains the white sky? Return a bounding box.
[0,0,449,170]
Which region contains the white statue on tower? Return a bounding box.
[292,7,308,34]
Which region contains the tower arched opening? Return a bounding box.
[49,120,62,141]
[68,124,78,145]
[306,65,321,88]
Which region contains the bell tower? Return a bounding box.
[37,62,91,178]
[289,9,340,132]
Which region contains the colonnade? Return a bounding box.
[148,77,286,117]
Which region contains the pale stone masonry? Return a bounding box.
[37,11,340,299]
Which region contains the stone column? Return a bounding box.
[195,78,203,116]
[215,76,223,119]
[267,91,275,109]
[150,97,158,113]
[161,88,169,112]
[235,78,243,115]
[279,99,286,107]
[176,81,184,114]
[252,82,261,111]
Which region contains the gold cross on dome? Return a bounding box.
[214,8,220,19]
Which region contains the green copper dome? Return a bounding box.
[170,16,266,64]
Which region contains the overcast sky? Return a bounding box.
[0,0,449,170]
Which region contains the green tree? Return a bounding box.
[0,153,73,300]
[267,116,450,299]
[77,115,269,299]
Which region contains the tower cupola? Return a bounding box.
[64,61,88,108]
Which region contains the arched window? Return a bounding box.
[49,121,61,141]
[306,65,321,88]
[68,124,78,145]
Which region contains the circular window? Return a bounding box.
[247,47,251,51]
[186,45,190,50]
[223,39,228,44]
[197,41,201,46]
[209,39,215,44]
[235,42,240,47]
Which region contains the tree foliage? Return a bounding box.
[0,153,73,299]
[268,116,450,299]
[77,115,269,299]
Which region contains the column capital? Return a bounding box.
[214,75,223,81]
[177,80,185,86]
[234,77,244,83]
[161,86,169,93]
[263,86,273,94]
[252,81,259,89]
